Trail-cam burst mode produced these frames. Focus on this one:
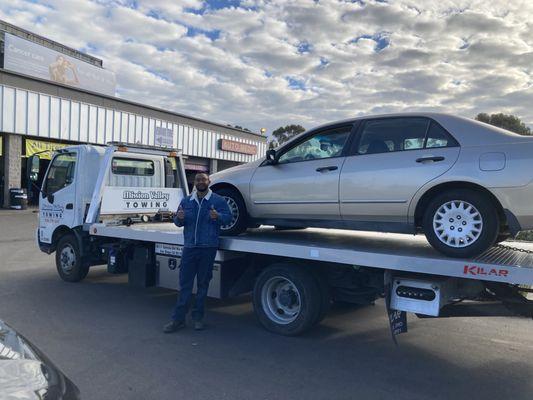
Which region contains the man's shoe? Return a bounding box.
[163,320,185,333]
[193,320,205,331]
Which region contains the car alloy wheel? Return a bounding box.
[433,200,483,248]
[222,195,240,230]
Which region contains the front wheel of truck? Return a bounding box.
[55,234,89,282]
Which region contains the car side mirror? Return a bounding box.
[265,149,277,165]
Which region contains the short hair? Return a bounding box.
[194,172,209,179]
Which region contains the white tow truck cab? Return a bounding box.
[32,143,533,337]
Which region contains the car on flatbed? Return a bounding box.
[210,112,533,258]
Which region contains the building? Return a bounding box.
[0,20,267,207]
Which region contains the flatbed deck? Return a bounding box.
[89,222,533,286]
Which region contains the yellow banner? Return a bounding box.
[25,139,69,160]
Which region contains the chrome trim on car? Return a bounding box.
[253,200,339,205]
[341,200,407,204]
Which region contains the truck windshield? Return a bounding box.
[44,153,76,195]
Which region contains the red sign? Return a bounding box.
[219,139,257,155]
[463,265,509,277]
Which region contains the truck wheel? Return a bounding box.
[253,263,322,336]
[215,188,248,236]
[312,269,331,324]
[55,234,89,282]
[423,189,499,258]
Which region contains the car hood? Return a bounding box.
[210,158,264,183]
[0,319,80,399]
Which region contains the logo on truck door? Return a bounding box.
[463,265,509,277]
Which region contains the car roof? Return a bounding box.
[301,112,527,148]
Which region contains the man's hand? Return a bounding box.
[210,204,219,220]
[176,205,185,221]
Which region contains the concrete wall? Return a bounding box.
[2,133,21,208]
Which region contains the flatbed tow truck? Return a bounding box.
[33,143,533,337]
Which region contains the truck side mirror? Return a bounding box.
[265,149,277,165]
[27,155,40,182]
[47,194,54,204]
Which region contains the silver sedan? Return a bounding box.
[211,113,533,258]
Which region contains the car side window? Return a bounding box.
[277,127,352,164]
[357,118,429,155]
[426,121,459,148]
[44,153,76,195]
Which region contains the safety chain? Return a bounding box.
[495,242,533,255]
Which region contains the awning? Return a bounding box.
[25,139,69,160]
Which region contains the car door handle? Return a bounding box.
[416,156,445,163]
[66,203,73,210]
[316,166,338,172]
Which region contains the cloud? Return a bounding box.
[0,0,531,134]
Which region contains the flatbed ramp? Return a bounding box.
[89,223,533,286]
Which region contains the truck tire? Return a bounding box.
[55,234,89,282]
[214,188,248,236]
[311,269,331,324]
[253,263,322,336]
[423,189,499,258]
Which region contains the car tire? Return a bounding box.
[423,189,499,258]
[253,263,322,336]
[214,188,248,236]
[55,234,89,282]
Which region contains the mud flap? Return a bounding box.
[384,270,407,344]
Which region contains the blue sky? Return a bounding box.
[1,0,532,133]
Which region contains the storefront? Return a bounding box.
[0,74,266,207]
[0,22,266,207]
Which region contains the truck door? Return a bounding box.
[38,152,78,244]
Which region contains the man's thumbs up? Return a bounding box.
[176,204,185,220]
[209,204,218,220]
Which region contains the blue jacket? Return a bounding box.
[174,189,232,248]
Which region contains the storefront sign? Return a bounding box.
[184,162,209,172]
[26,139,69,160]
[4,33,116,96]
[100,187,183,215]
[155,126,174,148]
[218,139,257,155]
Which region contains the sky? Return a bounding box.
[1,0,532,135]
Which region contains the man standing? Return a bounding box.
[163,173,232,332]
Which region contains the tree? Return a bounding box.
[271,124,306,145]
[475,113,531,135]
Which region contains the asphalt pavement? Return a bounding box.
[0,210,532,400]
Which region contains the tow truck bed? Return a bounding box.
[89,223,533,286]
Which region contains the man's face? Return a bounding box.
[194,173,210,192]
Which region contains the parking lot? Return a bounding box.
[1,210,532,400]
